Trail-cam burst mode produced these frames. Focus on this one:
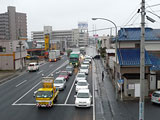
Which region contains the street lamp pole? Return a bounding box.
[92,18,118,100]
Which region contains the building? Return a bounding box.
[0,6,27,40]
[31,25,89,51]
[106,27,160,98]
[0,40,27,70]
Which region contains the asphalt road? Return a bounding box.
[0,55,93,120]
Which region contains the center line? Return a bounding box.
[16,80,27,87]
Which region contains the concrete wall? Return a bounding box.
[124,78,148,97]
[0,54,14,70]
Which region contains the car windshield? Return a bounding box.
[66,68,72,71]
[36,91,52,98]
[77,82,87,86]
[77,93,89,98]
[70,58,78,62]
[77,74,85,78]
[54,80,63,83]
[81,66,88,69]
[29,64,35,66]
[153,93,160,97]
[60,72,67,75]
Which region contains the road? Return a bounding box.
[0,55,93,120]
[1,46,160,120]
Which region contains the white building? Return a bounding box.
[0,40,27,70]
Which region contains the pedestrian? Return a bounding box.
[102,71,104,81]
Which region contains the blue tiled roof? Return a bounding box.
[117,27,160,41]
[149,54,160,71]
[117,48,152,66]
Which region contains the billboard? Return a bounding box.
[44,34,49,50]
[78,22,88,30]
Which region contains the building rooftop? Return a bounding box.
[149,54,160,71]
[117,27,160,41]
[117,48,152,66]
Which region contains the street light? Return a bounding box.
[92,18,118,100]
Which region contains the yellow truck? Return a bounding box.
[35,76,59,107]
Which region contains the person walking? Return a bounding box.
[102,71,104,81]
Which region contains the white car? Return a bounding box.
[79,65,89,75]
[28,62,39,72]
[85,55,92,63]
[82,61,90,68]
[54,77,66,90]
[75,72,87,82]
[75,80,89,92]
[74,89,92,107]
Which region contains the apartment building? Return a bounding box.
[0,6,27,40]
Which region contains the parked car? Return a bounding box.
[54,77,66,90]
[151,91,160,104]
[66,65,74,76]
[74,89,92,107]
[75,72,87,82]
[28,62,39,72]
[79,65,89,75]
[58,71,69,80]
[75,80,89,92]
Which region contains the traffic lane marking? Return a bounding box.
[15,80,27,87]
[64,76,76,104]
[37,70,43,74]
[12,103,93,107]
[12,60,69,105]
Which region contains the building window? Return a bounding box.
[0,46,6,52]
[135,43,140,48]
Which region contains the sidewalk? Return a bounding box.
[93,59,113,120]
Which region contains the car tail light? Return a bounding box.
[158,98,160,102]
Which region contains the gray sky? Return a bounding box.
[1,0,160,38]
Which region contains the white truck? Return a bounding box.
[49,50,61,62]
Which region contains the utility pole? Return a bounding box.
[139,0,145,120]
[19,41,23,71]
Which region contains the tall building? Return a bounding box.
[0,6,27,40]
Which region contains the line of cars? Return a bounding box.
[74,55,93,108]
[54,65,74,90]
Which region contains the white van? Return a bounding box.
[28,62,39,72]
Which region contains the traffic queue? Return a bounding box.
[33,53,92,108]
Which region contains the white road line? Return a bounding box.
[15,80,27,87]
[12,103,93,107]
[92,61,96,120]
[12,60,69,105]
[64,77,76,104]
[37,70,43,74]
[12,81,41,105]
[49,64,54,67]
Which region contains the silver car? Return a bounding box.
[54,77,66,90]
[151,91,160,104]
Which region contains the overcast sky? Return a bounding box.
[1,0,160,38]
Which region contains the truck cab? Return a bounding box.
[35,77,59,107]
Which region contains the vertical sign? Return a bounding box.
[45,34,49,51]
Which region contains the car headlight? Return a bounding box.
[76,63,78,65]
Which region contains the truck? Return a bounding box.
[80,47,86,55]
[35,76,59,107]
[49,50,61,62]
[69,51,80,67]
